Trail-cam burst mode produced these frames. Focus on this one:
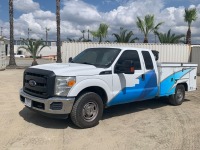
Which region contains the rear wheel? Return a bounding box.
[70,92,103,128]
[169,84,185,106]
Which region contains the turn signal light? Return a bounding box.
[67,80,76,87]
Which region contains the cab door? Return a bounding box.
[108,50,145,106]
[140,51,158,99]
[108,50,158,107]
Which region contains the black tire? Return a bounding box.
[70,92,103,128]
[169,84,185,106]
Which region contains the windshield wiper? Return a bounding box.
[82,62,95,66]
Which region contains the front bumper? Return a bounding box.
[20,89,75,118]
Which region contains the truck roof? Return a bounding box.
[91,46,152,51]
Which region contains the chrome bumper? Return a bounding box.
[20,89,75,115]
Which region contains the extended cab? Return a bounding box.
[20,47,198,128]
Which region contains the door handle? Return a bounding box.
[142,74,145,81]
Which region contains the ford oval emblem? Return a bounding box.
[29,80,37,87]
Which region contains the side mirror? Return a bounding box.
[115,60,135,74]
[68,57,73,63]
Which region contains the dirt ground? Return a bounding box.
[0,69,200,150]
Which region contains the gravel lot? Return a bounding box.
[0,68,200,150]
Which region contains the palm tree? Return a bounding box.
[136,15,163,43]
[87,29,90,41]
[0,36,5,42]
[56,0,62,63]
[156,29,185,43]
[18,39,48,66]
[67,37,92,42]
[81,30,85,39]
[8,0,17,67]
[184,8,197,44]
[112,27,138,43]
[67,38,76,42]
[91,23,109,43]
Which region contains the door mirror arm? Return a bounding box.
[68,57,73,63]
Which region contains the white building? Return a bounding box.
[3,39,59,57]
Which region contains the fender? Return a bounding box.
[68,78,113,101]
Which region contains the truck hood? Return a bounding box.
[31,63,106,76]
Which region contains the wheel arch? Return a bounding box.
[177,82,188,91]
[68,79,112,107]
[76,86,108,107]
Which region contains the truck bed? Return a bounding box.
[157,62,198,67]
[157,62,197,97]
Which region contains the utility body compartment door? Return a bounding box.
[158,63,197,96]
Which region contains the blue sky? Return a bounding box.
[0,0,199,21]
[0,0,200,43]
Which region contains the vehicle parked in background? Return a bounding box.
[8,53,25,58]
[19,47,198,128]
[14,54,25,58]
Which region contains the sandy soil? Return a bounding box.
[0,69,200,150]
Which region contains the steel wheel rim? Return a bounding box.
[176,89,183,102]
[82,102,99,122]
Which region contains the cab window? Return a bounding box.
[116,50,141,70]
[142,51,154,70]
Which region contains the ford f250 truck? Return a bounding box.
[20,47,198,128]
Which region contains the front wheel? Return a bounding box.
[70,92,103,128]
[169,84,185,106]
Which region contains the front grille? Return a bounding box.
[23,68,55,98]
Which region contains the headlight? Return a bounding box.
[54,76,76,96]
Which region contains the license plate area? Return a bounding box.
[25,98,32,107]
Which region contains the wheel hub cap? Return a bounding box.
[82,102,98,122]
[177,89,183,101]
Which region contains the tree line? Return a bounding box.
[75,8,197,44]
[7,0,62,67]
[5,0,198,67]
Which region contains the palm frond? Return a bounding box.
[157,29,185,43]
[136,15,163,43]
[18,39,48,59]
[184,8,198,26]
[136,17,145,34]
[112,33,121,42]
[112,27,138,43]
[91,23,109,43]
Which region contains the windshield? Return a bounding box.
[72,48,121,68]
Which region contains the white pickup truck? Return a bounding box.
[20,47,198,128]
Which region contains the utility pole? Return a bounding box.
[28,28,31,39]
[56,0,62,63]
[1,27,3,36]
[45,27,50,45]
[88,29,90,41]
[81,30,85,39]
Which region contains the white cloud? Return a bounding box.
[104,0,164,27]
[14,0,40,12]
[33,10,55,20]
[157,4,200,42]
[61,0,102,24]
[12,11,57,40]
[103,0,200,43]
[1,0,200,43]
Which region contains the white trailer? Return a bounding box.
[0,44,6,70]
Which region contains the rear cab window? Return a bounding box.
[142,51,154,70]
